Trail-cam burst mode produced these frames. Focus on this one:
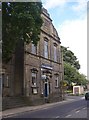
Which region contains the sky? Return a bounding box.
[42,0,88,77]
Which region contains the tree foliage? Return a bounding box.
[61,46,80,70]
[2,2,43,63]
[61,46,88,87]
[64,62,88,86]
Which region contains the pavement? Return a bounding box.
[1,95,85,119]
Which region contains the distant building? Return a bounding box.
[73,86,84,95]
[2,8,64,105]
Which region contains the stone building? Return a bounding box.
[2,8,64,106]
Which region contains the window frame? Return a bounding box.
[31,43,37,54]
[54,44,57,62]
[44,38,49,59]
[44,18,50,27]
[31,72,38,94]
[31,72,37,87]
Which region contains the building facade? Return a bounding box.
[2,8,64,104]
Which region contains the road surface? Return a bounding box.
[5,97,88,119]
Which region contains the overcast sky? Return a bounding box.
[42,0,88,77]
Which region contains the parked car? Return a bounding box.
[85,92,89,100]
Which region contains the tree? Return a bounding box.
[64,62,88,89]
[61,46,80,70]
[61,46,88,89]
[64,62,77,85]
[2,2,43,63]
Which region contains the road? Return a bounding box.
[5,97,88,119]
[65,106,87,118]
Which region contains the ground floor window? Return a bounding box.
[31,72,38,94]
[32,72,37,86]
[32,87,38,94]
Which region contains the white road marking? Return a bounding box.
[76,110,80,113]
[56,116,60,118]
[83,107,86,110]
[66,114,72,117]
[81,97,85,99]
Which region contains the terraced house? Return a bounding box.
[2,8,64,108]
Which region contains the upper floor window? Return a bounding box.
[31,43,37,54]
[44,39,48,58]
[44,18,50,27]
[54,45,57,61]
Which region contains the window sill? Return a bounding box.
[32,93,38,95]
[31,85,39,88]
[55,86,59,89]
